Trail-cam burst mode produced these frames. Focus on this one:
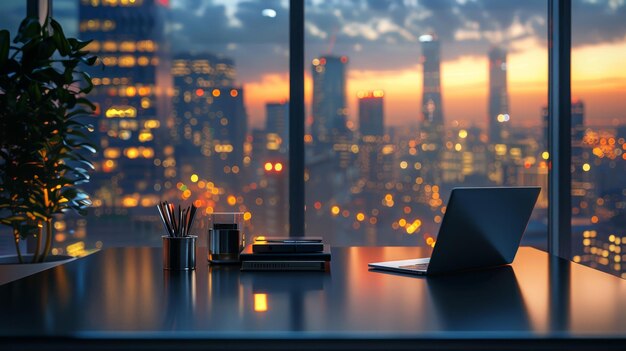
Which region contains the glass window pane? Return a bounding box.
[305,1,548,248]
[0,2,27,254]
[0,0,289,255]
[571,0,626,278]
[80,0,289,249]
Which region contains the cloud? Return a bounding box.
[169,0,288,47]
[573,0,626,46]
[165,0,626,81]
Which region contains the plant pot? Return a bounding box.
[0,254,75,286]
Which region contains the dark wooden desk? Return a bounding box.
[1,247,625,350]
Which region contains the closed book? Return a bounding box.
[241,261,327,271]
[240,244,331,262]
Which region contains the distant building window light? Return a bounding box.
[105,106,137,118]
[138,130,154,142]
[215,144,234,153]
[119,55,136,67]
[103,148,121,159]
[119,41,136,52]
[103,41,117,51]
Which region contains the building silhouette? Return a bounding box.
[541,100,590,214]
[358,91,384,138]
[418,33,444,184]
[419,34,444,131]
[171,53,247,191]
[488,46,510,144]
[79,0,172,210]
[266,101,289,153]
[357,91,388,190]
[311,55,350,152]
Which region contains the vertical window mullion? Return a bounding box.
[289,0,305,237]
[548,0,572,258]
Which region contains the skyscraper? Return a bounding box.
[488,46,510,144]
[571,100,585,162]
[357,91,387,188]
[418,33,444,184]
[358,91,384,138]
[419,34,443,130]
[311,55,350,151]
[79,0,172,209]
[171,53,247,190]
[541,100,585,157]
[541,100,590,214]
[266,101,289,153]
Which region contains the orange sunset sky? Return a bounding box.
[243,39,626,130]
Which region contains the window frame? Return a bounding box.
[288,0,574,257]
[547,0,572,258]
[32,0,573,253]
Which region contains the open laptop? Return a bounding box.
[368,187,540,275]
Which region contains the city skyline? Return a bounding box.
[1,1,624,128]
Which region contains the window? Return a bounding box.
[571,0,626,278]
[0,0,289,254]
[1,1,623,279]
[304,1,548,247]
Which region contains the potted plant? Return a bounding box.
[0,16,98,264]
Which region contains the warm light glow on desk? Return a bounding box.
[254,294,268,312]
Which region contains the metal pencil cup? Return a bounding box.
[162,235,197,270]
[208,212,244,264]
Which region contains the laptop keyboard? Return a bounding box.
[398,263,429,271]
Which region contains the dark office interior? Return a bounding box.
[0,0,625,350]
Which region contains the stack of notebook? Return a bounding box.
[239,237,331,271]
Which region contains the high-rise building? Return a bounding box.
[260,157,289,236]
[419,34,444,131]
[570,100,591,216]
[79,0,172,210]
[266,101,289,154]
[541,100,585,154]
[418,33,444,184]
[311,55,350,150]
[357,91,387,188]
[171,53,247,190]
[488,46,510,144]
[358,91,384,138]
[571,100,585,162]
[541,100,590,214]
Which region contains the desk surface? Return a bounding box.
[1,246,625,350]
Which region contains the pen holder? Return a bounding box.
[162,235,197,270]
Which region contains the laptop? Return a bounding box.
[368,187,540,275]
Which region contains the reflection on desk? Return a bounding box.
[0,247,625,350]
[427,266,529,331]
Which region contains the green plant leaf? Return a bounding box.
[75,97,96,111]
[0,58,19,74]
[50,19,71,56]
[68,38,92,51]
[60,188,78,199]
[79,71,94,94]
[14,18,41,44]
[1,17,99,233]
[37,36,57,60]
[66,109,94,119]
[0,30,9,67]
[80,55,98,66]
